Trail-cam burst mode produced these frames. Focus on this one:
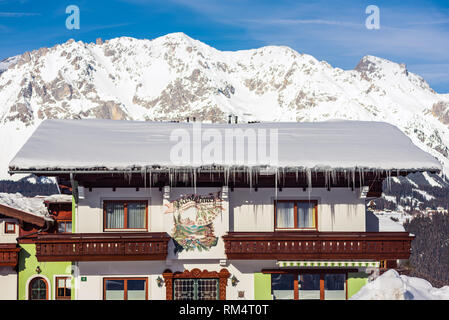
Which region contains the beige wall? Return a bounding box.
[76,260,276,300]
[0,267,17,300]
[231,188,366,232]
[78,186,366,234]
[0,218,19,244]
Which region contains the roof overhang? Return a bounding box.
[0,203,47,227]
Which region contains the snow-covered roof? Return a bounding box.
[43,194,72,204]
[9,119,441,173]
[0,193,53,223]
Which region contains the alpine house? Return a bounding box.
[7,119,441,300]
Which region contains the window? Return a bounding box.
[275,200,317,230]
[268,271,347,300]
[4,222,15,234]
[173,279,219,300]
[104,200,147,230]
[104,278,147,300]
[57,220,72,233]
[324,273,346,300]
[271,274,295,300]
[55,277,71,300]
[29,277,48,300]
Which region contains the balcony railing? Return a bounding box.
[223,231,414,260]
[0,243,21,267]
[35,232,171,262]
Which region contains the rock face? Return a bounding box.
[1,32,449,179]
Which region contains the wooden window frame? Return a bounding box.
[162,268,230,300]
[57,220,72,233]
[4,221,15,234]
[29,277,49,300]
[55,276,71,300]
[103,277,148,300]
[265,269,350,300]
[274,200,318,231]
[103,200,148,231]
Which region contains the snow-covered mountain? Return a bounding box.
[1,32,449,180]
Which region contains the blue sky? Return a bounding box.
[1,0,449,92]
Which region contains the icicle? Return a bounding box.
[274,168,278,199]
[306,168,312,190]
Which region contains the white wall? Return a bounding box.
[0,267,17,300]
[78,187,366,234]
[231,188,366,232]
[76,260,276,300]
[0,218,19,243]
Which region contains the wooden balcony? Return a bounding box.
[223,231,414,260]
[35,232,171,262]
[0,243,21,267]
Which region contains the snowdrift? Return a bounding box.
[351,269,449,300]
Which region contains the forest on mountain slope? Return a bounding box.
[404,213,449,287]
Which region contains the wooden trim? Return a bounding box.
[0,203,46,227]
[4,221,15,234]
[103,200,148,231]
[162,268,230,300]
[29,277,49,300]
[320,274,325,300]
[274,200,318,231]
[35,232,170,262]
[55,276,71,300]
[103,277,148,300]
[224,231,414,260]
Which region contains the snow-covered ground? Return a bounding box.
[351,269,449,300]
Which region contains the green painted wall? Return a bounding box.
[18,243,72,300]
[254,273,272,300]
[347,272,369,299]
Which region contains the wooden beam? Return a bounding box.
[0,204,46,227]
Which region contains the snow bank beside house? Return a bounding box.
[351,269,449,300]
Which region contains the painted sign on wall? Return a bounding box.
[164,192,223,253]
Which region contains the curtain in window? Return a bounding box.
[127,202,145,229]
[106,203,124,229]
[276,202,294,228]
[297,202,315,228]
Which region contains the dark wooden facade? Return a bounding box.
[38,170,415,198]
[35,232,171,262]
[0,243,21,267]
[223,231,414,260]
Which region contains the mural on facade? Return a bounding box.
[164,192,223,253]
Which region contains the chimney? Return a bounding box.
[96,38,103,45]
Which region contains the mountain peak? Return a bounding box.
[0,33,448,179]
